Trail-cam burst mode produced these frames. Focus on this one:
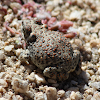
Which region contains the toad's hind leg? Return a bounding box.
[43,67,69,81]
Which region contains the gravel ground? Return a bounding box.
[0,0,100,100]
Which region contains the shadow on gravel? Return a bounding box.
[56,70,88,93]
[79,47,92,62]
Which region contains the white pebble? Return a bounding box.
[85,88,94,95]
[26,72,36,82]
[34,92,45,100]
[0,86,6,93]
[11,78,29,93]
[10,2,22,10]
[46,87,57,100]
[70,91,82,100]
[35,73,46,85]
[0,50,5,60]
[70,10,81,20]
[57,90,65,98]
[90,39,98,48]
[0,79,8,87]
[15,49,23,56]
[89,82,100,90]
[98,48,100,54]
[91,92,100,100]
[4,45,14,52]
[4,13,14,22]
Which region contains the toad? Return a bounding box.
[19,19,81,81]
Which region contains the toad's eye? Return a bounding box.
[27,34,36,43]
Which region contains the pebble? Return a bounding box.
[57,90,65,98]
[34,92,45,100]
[70,91,82,100]
[0,86,6,93]
[89,82,100,90]
[46,87,57,100]
[0,79,8,87]
[84,88,94,95]
[4,12,14,22]
[11,78,29,93]
[91,92,100,100]
[90,39,98,48]
[4,45,14,52]
[85,95,92,100]
[26,72,36,82]
[86,70,94,76]
[10,2,22,10]
[35,73,46,85]
[39,86,48,93]
[4,91,23,100]
[51,6,60,16]
[0,50,5,60]
[70,10,81,20]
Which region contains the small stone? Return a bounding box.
[0,72,6,79]
[57,90,65,98]
[90,39,98,48]
[15,49,23,56]
[11,78,29,93]
[4,45,14,52]
[0,86,6,93]
[89,82,100,90]
[10,2,22,10]
[98,48,100,54]
[70,10,81,20]
[86,95,92,100]
[0,79,8,87]
[65,91,71,98]
[51,7,60,16]
[0,50,5,60]
[35,73,46,85]
[46,87,57,100]
[0,98,8,100]
[26,72,36,82]
[70,91,82,100]
[39,86,48,93]
[64,98,71,100]
[86,70,94,76]
[91,92,100,100]
[74,39,82,47]
[34,92,45,100]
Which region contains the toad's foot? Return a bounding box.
[19,49,30,63]
[43,67,69,81]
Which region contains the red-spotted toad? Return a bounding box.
[20,19,81,81]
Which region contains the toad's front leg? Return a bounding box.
[43,67,69,81]
[19,49,30,63]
